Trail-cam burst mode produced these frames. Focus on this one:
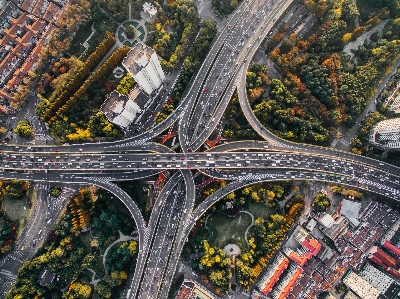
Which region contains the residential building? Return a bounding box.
[175,279,220,299]
[257,252,290,296]
[318,213,349,240]
[283,227,321,266]
[384,240,400,258]
[270,262,303,299]
[342,271,381,299]
[100,91,141,129]
[122,41,165,95]
[340,199,361,227]
[369,118,400,151]
[359,263,400,299]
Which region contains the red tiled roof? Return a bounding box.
[43,2,59,21]
[32,0,45,17]
[20,31,35,45]
[175,285,192,299]
[373,247,397,268]
[278,267,303,299]
[384,240,400,258]
[21,0,34,11]
[387,267,400,280]
[20,60,34,75]
[302,238,322,256]
[29,19,46,33]
[261,257,290,295]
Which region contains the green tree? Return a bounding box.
[314,193,330,211]
[124,25,136,39]
[5,180,29,199]
[14,120,34,138]
[50,186,63,197]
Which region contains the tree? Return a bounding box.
[50,186,63,197]
[5,180,29,199]
[14,120,34,138]
[0,126,7,136]
[124,25,136,39]
[314,194,330,211]
[116,73,135,95]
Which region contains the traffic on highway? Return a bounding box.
[1,0,400,297]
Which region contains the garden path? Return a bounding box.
[101,230,138,275]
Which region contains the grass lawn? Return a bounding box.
[137,26,145,41]
[207,212,252,248]
[247,202,272,220]
[124,40,137,47]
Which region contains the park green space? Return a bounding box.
[206,212,252,248]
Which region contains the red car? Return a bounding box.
[55,149,60,152]
[78,148,83,152]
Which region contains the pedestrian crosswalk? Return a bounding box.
[6,250,25,264]
[0,273,15,298]
[35,134,53,141]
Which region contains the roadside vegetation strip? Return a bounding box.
[40,32,116,122]
[155,20,218,124]
[48,46,131,124]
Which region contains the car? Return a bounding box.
[50,159,54,162]
[180,156,185,160]
[78,148,82,152]
[203,88,207,92]
[55,149,60,152]
[187,165,191,168]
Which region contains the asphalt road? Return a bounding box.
[1,0,400,297]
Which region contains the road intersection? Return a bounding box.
[1,0,400,298]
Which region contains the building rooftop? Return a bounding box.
[340,199,361,227]
[369,118,400,151]
[122,42,156,77]
[100,91,141,129]
[343,271,381,299]
[143,2,157,16]
[258,252,290,295]
[175,279,220,299]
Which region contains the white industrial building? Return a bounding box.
[122,42,165,95]
[369,118,400,151]
[100,91,141,129]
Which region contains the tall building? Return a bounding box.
[100,91,141,129]
[122,42,165,95]
[369,118,400,151]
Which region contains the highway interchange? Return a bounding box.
[1,0,400,298]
